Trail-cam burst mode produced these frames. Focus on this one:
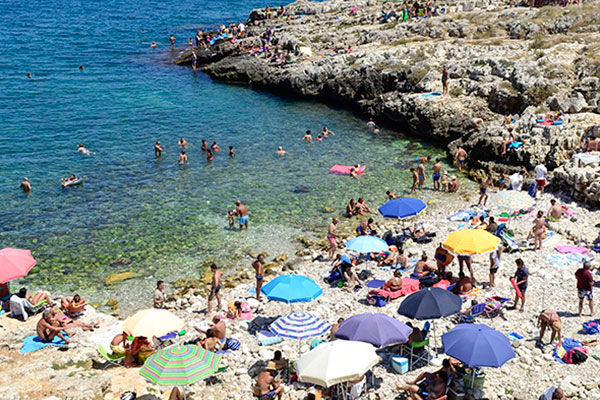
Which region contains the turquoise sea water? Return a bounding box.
[0,0,455,305]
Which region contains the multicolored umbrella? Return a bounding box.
[378,198,426,219]
[345,236,389,253]
[0,248,37,284]
[261,274,322,304]
[140,345,221,385]
[270,312,330,340]
[442,228,500,255]
[489,190,534,212]
[123,309,184,338]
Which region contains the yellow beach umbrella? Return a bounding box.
[442,228,500,255]
[123,309,184,338]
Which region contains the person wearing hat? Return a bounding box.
[537,309,561,345]
[254,361,283,399]
[446,175,459,193]
[20,177,31,193]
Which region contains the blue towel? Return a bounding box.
[0,309,5,316]
[366,279,385,288]
[508,141,523,149]
[21,333,69,354]
[553,337,582,364]
[420,92,442,98]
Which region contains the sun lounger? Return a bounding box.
[97,343,124,368]
[483,296,510,318]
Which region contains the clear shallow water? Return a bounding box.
[0,0,458,306]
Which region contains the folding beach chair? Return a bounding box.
[97,343,124,368]
[401,322,430,370]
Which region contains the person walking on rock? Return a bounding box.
[575,262,594,317]
[442,65,449,95]
[327,217,338,260]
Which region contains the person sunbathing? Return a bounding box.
[341,263,365,287]
[406,358,455,386]
[254,362,284,400]
[329,317,344,340]
[383,270,403,291]
[380,245,399,266]
[451,272,473,295]
[110,332,130,358]
[501,132,516,156]
[20,287,54,307]
[36,309,72,344]
[61,294,87,317]
[396,371,447,400]
[202,329,223,352]
[355,197,373,215]
[51,307,98,331]
[271,350,289,374]
[405,322,426,346]
[413,255,436,279]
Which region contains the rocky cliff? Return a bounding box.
[178,0,600,204]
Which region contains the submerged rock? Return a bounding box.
[104,271,140,285]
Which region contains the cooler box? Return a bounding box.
[391,356,409,374]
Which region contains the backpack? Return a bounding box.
[367,295,387,307]
[563,347,588,364]
[583,320,599,335]
[327,270,341,284]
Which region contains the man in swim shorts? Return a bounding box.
[236,200,248,230]
[255,362,283,400]
[547,199,562,222]
[253,254,265,301]
[206,264,222,315]
[454,146,467,171]
[534,163,547,197]
[575,262,594,317]
[417,161,425,190]
[478,177,493,206]
[432,158,442,191]
[20,177,31,193]
[327,217,338,259]
[36,309,71,344]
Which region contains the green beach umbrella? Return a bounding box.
[140,345,221,387]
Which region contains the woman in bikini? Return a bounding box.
[532,210,546,251]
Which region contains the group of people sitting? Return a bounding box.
[346,197,374,218]
[395,357,464,400]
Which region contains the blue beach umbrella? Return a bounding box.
[345,236,389,253]
[442,323,515,368]
[261,274,323,304]
[378,198,426,219]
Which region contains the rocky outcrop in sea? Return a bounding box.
[177,0,600,204]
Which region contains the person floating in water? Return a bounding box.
[276,146,288,156]
[61,174,78,187]
[178,137,188,148]
[154,140,165,157]
[229,146,236,157]
[77,143,93,155]
[178,150,188,164]
[27,73,32,79]
[20,177,31,193]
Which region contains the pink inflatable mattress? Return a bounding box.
[329,164,366,175]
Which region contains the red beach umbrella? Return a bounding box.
[0,248,37,283]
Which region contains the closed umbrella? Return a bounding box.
[489,190,534,212]
[123,309,184,338]
[140,344,221,400]
[441,324,515,368]
[296,340,380,387]
[345,236,388,253]
[0,248,37,284]
[378,198,426,219]
[261,274,322,304]
[334,313,411,347]
[442,229,500,255]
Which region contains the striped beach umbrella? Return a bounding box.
[140,345,221,386]
[270,312,330,340]
[488,190,534,212]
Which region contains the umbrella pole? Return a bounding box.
[183,385,186,400]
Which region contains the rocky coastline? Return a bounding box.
[177,0,600,204]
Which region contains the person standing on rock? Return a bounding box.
[207,264,222,315]
[253,254,265,301]
[153,281,166,309]
[432,158,442,190]
[575,262,594,317]
[417,161,426,190]
[236,200,248,230]
[478,177,493,206]
[510,258,528,312]
[537,309,562,345]
[454,146,467,171]
[534,163,548,197]
[327,217,338,260]
[169,34,176,49]
[441,65,449,95]
[530,210,546,251]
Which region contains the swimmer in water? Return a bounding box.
[62,174,78,187]
[229,146,236,157]
[154,140,165,157]
[201,139,208,151]
[302,130,312,143]
[150,41,157,48]
[276,146,288,156]
[321,126,335,137]
[211,141,220,152]
[206,149,213,161]
[27,73,32,79]
[141,29,147,33]
[178,150,188,164]
[77,143,92,155]
[169,35,176,48]
[20,177,31,193]
[178,137,188,148]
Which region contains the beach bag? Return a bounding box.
[583,320,600,335]
[367,295,386,307]
[563,347,587,364]
[327,270,341,284]
[224,337,241,351]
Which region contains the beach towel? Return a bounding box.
[553,338,582,363]
[366,279,385,288]
[368,278,420,299]
[21,333,69,354]
[89,323,122,351]
[546,253,589,267]
[554,245,589,254]
[508,141,523,149]
[573,152,600,164]
[448,210,476,222]
[459,287,480,300]
[506,332,523,342]
[329,165,366,175]
[257,330,282,346]
[420,92,442,98]
[433,279,450,289]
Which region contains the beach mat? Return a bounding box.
[21,334,69,354]
[366,279,385,288]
